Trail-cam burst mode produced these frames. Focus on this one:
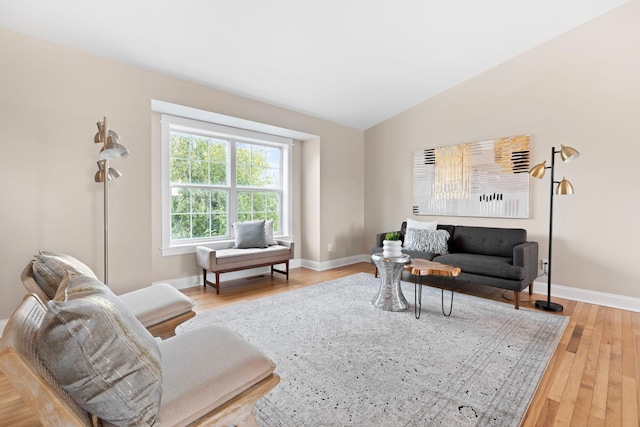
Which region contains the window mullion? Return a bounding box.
[229,140,238,234]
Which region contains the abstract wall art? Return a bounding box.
[413,135,531,218]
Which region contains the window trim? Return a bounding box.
[160,114,293,256]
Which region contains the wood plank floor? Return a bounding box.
[1,262,638,426]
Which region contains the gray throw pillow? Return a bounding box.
[404,228,450,254]
[31,251,97,299]
[36,275,162,427]
[233,220,268,249]
[265,219,278,246]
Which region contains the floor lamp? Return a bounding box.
[529,144,580,312]
[93,117,129,286]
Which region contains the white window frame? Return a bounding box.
[160,114,293,256]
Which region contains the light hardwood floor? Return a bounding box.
[1,262,638,426]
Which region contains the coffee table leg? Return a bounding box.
[441,278,454,317]
[415,275,423,319]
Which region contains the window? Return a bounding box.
[161,114,292,255]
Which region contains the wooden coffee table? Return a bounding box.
[405,259,461,319]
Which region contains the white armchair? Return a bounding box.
[0,293,279,426]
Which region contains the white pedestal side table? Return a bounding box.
[370,253,411,311]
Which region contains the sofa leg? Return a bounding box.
[215,272,220,294]
[529,282,534,295]
[374,266,379,278]
[202,269,207,288]
[514,291,520,309]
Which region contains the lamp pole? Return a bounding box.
[103,157,110,286]
[535,147,563,312]
[93,116,129,287]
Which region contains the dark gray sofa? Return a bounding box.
[371,222,538,309]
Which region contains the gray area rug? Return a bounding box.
[177,273,568,426]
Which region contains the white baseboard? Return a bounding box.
[533,279,640,313]
[301,254,370,271]
[0,319,6,338]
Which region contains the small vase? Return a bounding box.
[382,240,403,258]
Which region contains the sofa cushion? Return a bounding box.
[233,220,268,249]
[404,229,450,254]
[36,275,162,427]
[406,218,438,230]
[434,253,524,281]
[449,226,526,258]
[401,249,439,261]
[31,251,97,299]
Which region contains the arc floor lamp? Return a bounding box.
[529,144,580,312]
[93,117,129,286]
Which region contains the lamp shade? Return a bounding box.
[560,145,580,162]
[100,135,130,160]
[556,177,574,195]
[94,129,120,144]
[529,161,547,179]
[94,161,122,182]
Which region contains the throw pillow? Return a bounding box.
[233,220,268,249]
[36,275,162,427]
[404,228,450,254]
[31,251,98,299]
[406,218,438,230]
[265,219,278,246]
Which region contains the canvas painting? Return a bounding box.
[413,135,530,218]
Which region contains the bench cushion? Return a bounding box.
[118,283,195,328]
[154,325,275,426]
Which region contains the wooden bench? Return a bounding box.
[196,240,294,294]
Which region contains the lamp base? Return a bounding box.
[535,300,564,312]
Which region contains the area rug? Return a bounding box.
[177,273,568,426]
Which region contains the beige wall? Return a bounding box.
[2,2,636,320]
[364,2,640,298]
[0,29,365,319]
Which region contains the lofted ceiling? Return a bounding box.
[0,0,629,130]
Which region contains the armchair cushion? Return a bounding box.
[32,251,97,299]
[157,325,276,426]
[36,275,162,427]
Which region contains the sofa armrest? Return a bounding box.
[513,241,538,285]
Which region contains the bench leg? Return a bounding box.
[271,261,289,280]
[203,269,221,294]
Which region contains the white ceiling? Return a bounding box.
[0,0,629,130]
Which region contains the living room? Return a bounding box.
[1,1,639,425]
